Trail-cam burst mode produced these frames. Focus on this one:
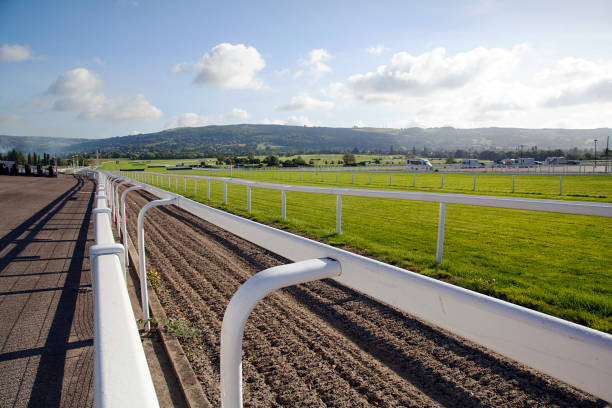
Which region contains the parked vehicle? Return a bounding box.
[545,157,568,165]
[405,158,433,170]
[461,159,483,168]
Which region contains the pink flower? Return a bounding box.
[156,325,165,332]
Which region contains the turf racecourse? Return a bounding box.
[104,161,612,334]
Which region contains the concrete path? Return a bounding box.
[0,175,95,408]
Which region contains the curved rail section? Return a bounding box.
[220,258,342,407]
[91,173,159,408]
[109,171,612,404]
[137,197,178,331]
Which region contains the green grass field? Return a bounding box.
[107,161,612,333]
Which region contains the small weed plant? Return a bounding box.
[147,267,161,291]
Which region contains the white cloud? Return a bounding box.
[544,79,612,107]
[294,48,332,78]
[170,61,191,74]
[227,107,249,120]
[259,116,320,127]
[286,115,320,127]
[48,68,101,95]
[164,108,249,129]
[276,95,334,111]
[174,43,266,89]
[0,44,37,62]
[366,45,386,55]
[47,68,162,121]
[345,45,528,102]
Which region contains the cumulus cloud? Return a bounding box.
[276,95,334,111]
[366,45,386,55]
[259,115,320,127]
[260,118,285,125]
[173,43,266,89]
[47,68,162,121]
[164,108,249,129]
[345,45,527,102]
[0,44,37,62]
[286,115,320,126]
[294,49,332,78]
[538,58,612,107]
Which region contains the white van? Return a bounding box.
[461,159,482,168]
[405,158,433,170]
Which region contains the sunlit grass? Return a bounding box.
[119,166,612,333]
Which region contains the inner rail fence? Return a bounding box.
[89,171,159,408]
[105,170,612,406]
[120,170,612,264]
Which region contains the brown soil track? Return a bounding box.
[122,188,604,408]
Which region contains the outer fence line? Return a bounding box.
[108,173,612,404]
[130,171,612,266]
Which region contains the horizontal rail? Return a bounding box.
[111,171,612,402]
[125,171,612,217]
[93,174,159,408]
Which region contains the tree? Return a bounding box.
[263,155,279,166]
[445,155,457,164]
[342,153,356,165]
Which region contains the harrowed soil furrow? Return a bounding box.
[134,199,418,406]
[120,187,604,408]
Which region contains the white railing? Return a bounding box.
[108,171,612,405]
[121,171,612,265]
[91,173,159,408]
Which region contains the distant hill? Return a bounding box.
[2,125,609,156]
[0,135,87,154]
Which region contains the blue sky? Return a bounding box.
[1,0,611,139]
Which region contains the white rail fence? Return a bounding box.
[105,170,612,406]
[121,171,612,265]
[90,173,159,408]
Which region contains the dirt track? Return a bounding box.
[123,188,604,407]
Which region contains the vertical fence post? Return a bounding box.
[336,195,342,234]
[175,176,178,191]
[351,172,354,184]
[441,174,444,189]
[282,190,286,220]
[183,177,186,193]
[512,175,515,193]
[193,178,197,196]
[369,172,372,184]
[436,202,446,264]
[336,172,338,182]
[207,179,211,200]
[167,176,170,188]
[389,173,392,185]
[310,172,313,181]
[247,186,251,212]
[224,182,227,204]
[413,172,416,187]
[321,172,324,182]
[473,175,477,191]
[560,175,563,195]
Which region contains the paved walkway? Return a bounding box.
[0,175,95,408]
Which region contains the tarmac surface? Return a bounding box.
[0,175,95,408]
